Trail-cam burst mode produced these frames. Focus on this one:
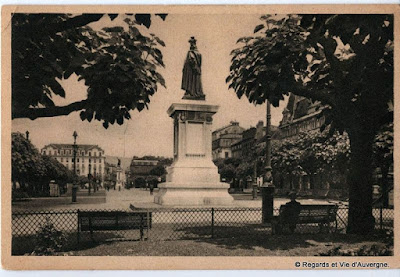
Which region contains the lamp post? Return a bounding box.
[252,145,258,200]
[88,164,92,195]
[261,100,274,224]
[72,131,78,203]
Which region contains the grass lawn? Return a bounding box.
[51,233,392,256]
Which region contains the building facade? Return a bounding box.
[274,93,348,198]
[231,121,279,159]
[212,121,245,160]
[41,144,105,181]
[130,159,159,176]
[279,94,325,139]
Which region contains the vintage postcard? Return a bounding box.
[2,4,399,270]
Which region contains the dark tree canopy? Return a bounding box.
[12,13,167,128]
[12,132,74,190]
[227,14,393,234]
[227,14,393,133]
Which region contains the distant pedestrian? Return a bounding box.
[149,183,154,195]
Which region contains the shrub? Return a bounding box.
[318,244,393,256]
[32,217,67,255]
[12,190,29,201]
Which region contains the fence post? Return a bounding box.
[211,208,215,239]
[77,209,80,246]
[146,211,150,240]
[380,205,383,231]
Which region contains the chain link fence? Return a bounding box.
[12,206,393,254]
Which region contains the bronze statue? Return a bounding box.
[181,36,205,100]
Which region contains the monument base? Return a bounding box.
[154,100,233,206]
[154,182,233,206]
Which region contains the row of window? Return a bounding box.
[66,163,103,174]
[42,149,103,157]
[132,162,158,166]
[59,157,103,164]
[282,117,324,138]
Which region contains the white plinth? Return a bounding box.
[154,99,233,206]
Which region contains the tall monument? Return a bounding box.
[154,37,233,206]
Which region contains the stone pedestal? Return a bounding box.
[66,183,73,196]
[154,100,233,206]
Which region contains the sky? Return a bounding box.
[12,14,288,158]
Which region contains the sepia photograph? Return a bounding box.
[2,5,398,269]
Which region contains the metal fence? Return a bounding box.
[12,206,393,254]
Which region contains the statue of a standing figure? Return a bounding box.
[181,36,205,100]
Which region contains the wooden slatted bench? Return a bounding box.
[272,204,338,234]
[77,210,152,242]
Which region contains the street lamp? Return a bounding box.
[261,100,274,224]
[251,145,258,200]
[73,131,78,175]
[72,131,78,203]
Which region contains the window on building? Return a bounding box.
[89,152,91,156]
[66,158,69,162]
[94,159,96,163]
[99,152,102,157]
[61,158,63,162]
[225,152,229,158]
[89,159,91,163]
[94,152,97,157]
[43,151,46,155]
[49,150,52,155]
[77,158,79,163]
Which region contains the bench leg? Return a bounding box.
[140,215,144,241]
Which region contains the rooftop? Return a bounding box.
[42,143,104,152]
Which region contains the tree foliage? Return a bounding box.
[227,14,393,133]
[12,13,167,128]
[149,164,166,176]
[12,132,74,194]
[214,158,241,182]
[227,14,393,234]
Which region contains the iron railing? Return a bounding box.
[12,206,393,254]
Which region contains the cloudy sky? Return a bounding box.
[12,14,288,158]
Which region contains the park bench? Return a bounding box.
[272,204,338,234]
[77,210,152,242]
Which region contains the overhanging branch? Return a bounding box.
[12,100,89,120]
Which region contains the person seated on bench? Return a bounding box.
[280,191,301,233]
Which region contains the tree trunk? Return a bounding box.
[380,164,389,208]
[347,130,376,234]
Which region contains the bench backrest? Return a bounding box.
[279,204,337,223]
[78,211,151,231]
